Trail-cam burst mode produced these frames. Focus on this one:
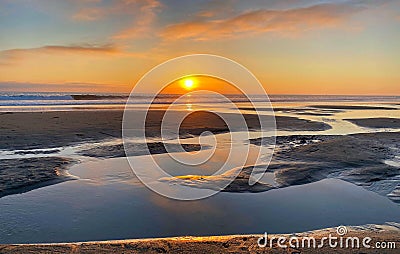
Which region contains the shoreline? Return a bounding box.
[1,224,399,253]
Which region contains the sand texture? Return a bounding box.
[346,118,400,129]
[0,157,74,198]
[250,132,400,203]
[0,224,398,253]
[0,110,331,151]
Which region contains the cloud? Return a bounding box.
[1,44,118,55]
[195,0,237,18]
[0,81,128,92]
[196,10,217,18]
[112,0,163,39]
[0,44,120,65]
[70,0,162,39]
[160,3,366,41]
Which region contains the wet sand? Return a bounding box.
[310,105,398,110]
[158,131,400,203]
[1,111,398,199]
[240,107,338,116]
[1,102,399,248]
[0,110,331,198]
[0,110,329,151]
[250,132,400,203]
[1,224,398,253]
[79,142,203,158]
[346,118,400,129]
[0,157,74,198]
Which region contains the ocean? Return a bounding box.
[0,92,399,111]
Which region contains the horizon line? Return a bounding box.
[0,91,399,97]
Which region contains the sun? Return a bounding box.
[183,78,195,90]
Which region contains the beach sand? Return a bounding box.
[0,108,399,250]
[0,110,399,199]
[0,110,330,151]
[0,157,74,198]
[157,131,400,202]
[0,110,330,198]
[309,105,398,110]
[345,118,400,129]
[249,132,400,203]
[1,224,398,253]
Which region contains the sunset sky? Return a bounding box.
[0,0,399,95]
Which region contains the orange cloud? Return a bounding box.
[196,10,217,18]
[2,44,118,55]
[161,3,365,41]
[0,81,129,93]
[113,0,163,39]
[70,0,162,39]
[0,44,120,66]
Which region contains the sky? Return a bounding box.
[0,0,399,95]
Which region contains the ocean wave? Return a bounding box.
[0,94,73,101]
[0,93,398,107]
[71,94,128,100]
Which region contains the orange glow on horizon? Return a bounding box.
[160,75,243,95]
